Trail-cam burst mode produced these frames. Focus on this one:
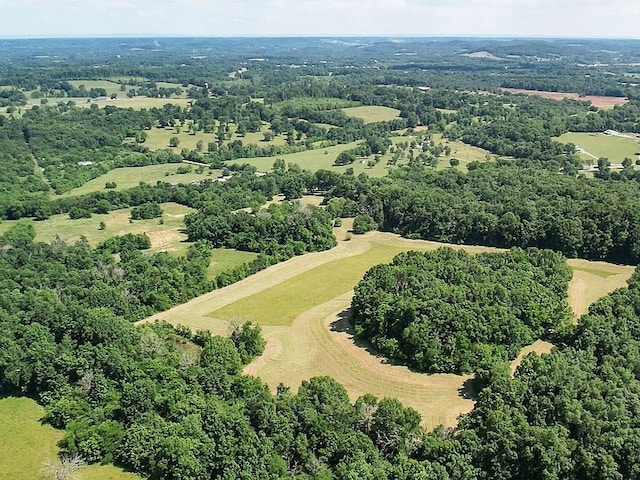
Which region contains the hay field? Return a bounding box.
[143,229,634,429]
[0,396,140,480]
[142,232,504,428]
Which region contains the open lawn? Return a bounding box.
[0,396,140,480]
[142,229,633,429]
[556,132,640,164]
[60,164,217,198]
[342,105,401,123]
[0,202,194,253]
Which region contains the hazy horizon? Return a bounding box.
[0,0,638,39]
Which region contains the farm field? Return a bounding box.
[502,88,629,109]
[555,132,640,164]
[0,396,140,480]
[60,164,217,197]
[144,229,632,428]
[342,105,401,123]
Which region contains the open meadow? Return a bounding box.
[61,164,218,198]
[0,397,141,480]
[342,105,401,123]
[141,226,633,429]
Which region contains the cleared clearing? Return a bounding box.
[0,396,140,480]
[342,105,401,123]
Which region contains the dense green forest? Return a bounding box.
[2,37,640,479]
[351,248,572,374]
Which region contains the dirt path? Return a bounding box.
[244,291,475,429]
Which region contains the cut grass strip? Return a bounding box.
[209,241,427,325]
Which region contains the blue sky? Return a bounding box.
[0,0,638,38]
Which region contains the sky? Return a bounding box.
[0,0,638,38]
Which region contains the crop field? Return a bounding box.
[143,229,634,429]
[0,396,140,480]
[61,164,217,198]
[342,105,401,123]
[502,88,629,109]
[556,132,640,164]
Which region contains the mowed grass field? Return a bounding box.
[556,132,640,164]
[0,396,140,480]
[144,229,634,429]
[342,105,401,123]
[61,164,218,197]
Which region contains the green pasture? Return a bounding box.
[0,396,140,480]
[556,132,640,164]
[143,123,287,153]
[209,241,432,326]
[61,164,217,198]
[342,105,401,123]
[227,141,392,177]
[431,134,493,171]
